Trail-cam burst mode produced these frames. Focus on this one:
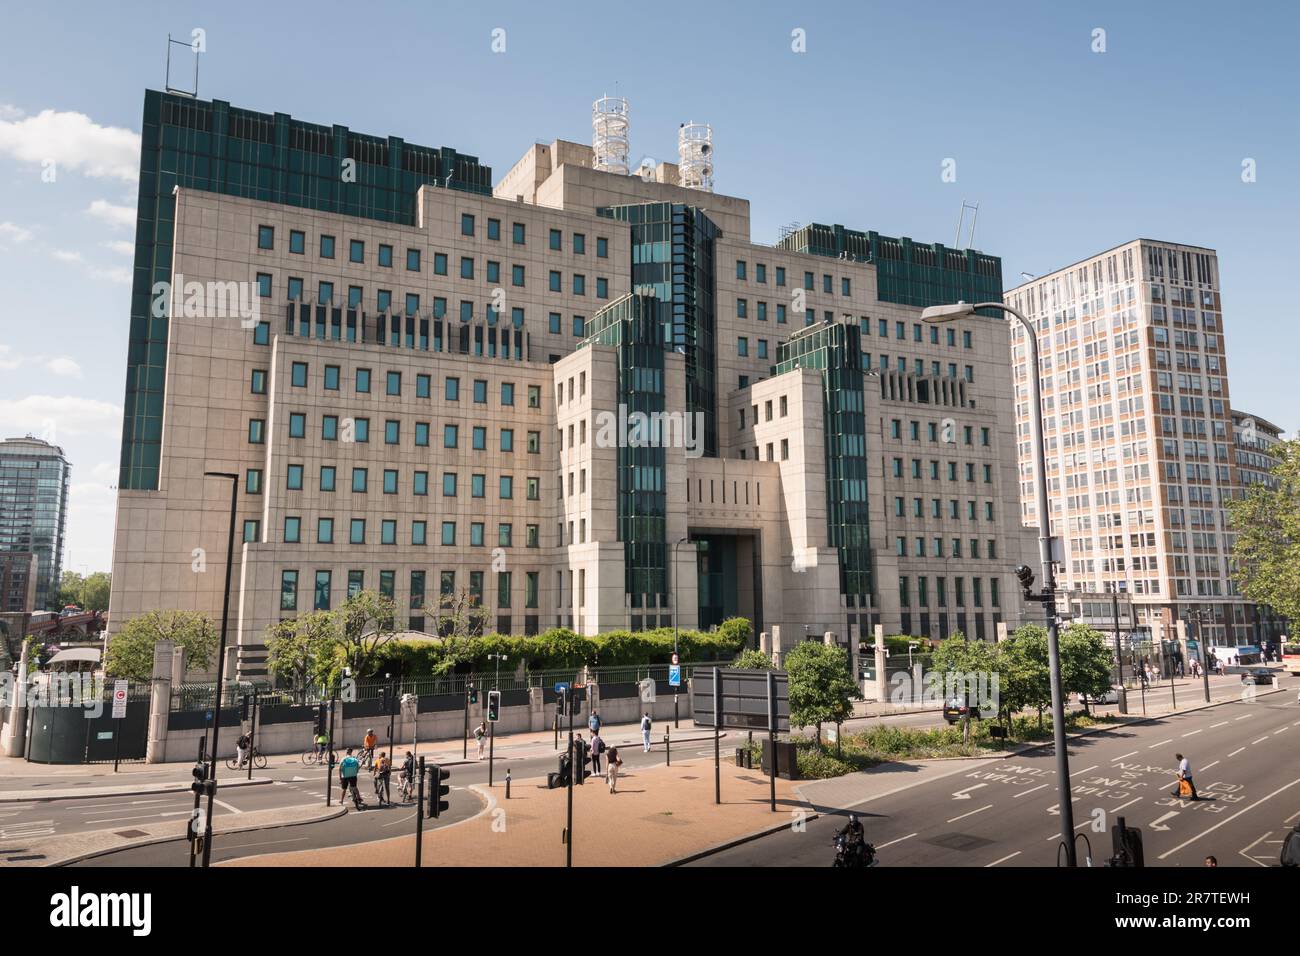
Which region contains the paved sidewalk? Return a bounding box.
[223,754,802,867]
[2,802,344,868]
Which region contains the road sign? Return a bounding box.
[111,680,129,718]
[668,665,681,687]
[554,681,570,694]
[671,652,679,666]
[97,731,113,741]
[692,668,789,732]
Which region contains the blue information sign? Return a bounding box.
[668,665,681,688]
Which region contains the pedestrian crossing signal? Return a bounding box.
[487,690,501,722]
[468,686,478,704]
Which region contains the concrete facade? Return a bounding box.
[108,105,1036,680]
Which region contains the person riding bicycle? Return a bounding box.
[400,751,416,796]
[314,731,329,760]
[373,751,392,806]
[338,747,364,809]
[235,731,252,769]
[362,728,378,767]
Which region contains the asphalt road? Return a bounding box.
[694,680,1300,868]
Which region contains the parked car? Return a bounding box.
[1078,686,1121,705]
[1243,667,1275,686]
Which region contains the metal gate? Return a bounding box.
[25,679,151,765]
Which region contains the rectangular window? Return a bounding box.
[442,522,456,546]
[596,236,608,258]
[407,248,421,272]
[487,218,500,240]
[286,464,303,490]
[245,469,262,494]
[461,214,475,236]
[573,274,585,296]
[412,521,426,546]
[248,419,265,444]
[352,467,368,493]
[471,474,485,498]
[512,222,525,244]
[251,369,267,394]
[572,315,585,337]
[321,415,338,441]
[473,426,486,450]
[415,422,429,447]
[280,570,298,611]
[258,225,275,250]
[320,466,336,492]
[445,376,459,401]
[470,523,484,547]
[243,519,259,543]
[381,520,396,545]
[356,368,371,393]
[413,471,428,496]
[288,413,306,438]
[314,571,331,611]
[320,234,335,259]
[500,475,513,499]
[444,424,458,448]
[383,469,398,495]
[500,429,514,452]
[284,516,301,543]
[350,519,366,544]
[550,229,562,251]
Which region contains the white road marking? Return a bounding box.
[1148,739,1173,749]
[1274,727,1289,735]
[1252,737,1269,745]
[1228,748,1245,757]
[951,784,988,800]
[1210,722,1229,729]
[213,798,242,815]
[1200,761,1220,772]
[1069,765,1098,778]
[84,810,191,825]
[947,804,993,823]
[1234,714,1252,721]
[985,851,1021,867]
[1013,783,1049,799]
[1237,833,1273,868]
[1181,730,1202,738]
[1158,776,1300,860]
[876,832,917,849]
[1150,811,1180,831]
[1111,751,1139,762]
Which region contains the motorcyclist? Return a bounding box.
[836,814,867,865]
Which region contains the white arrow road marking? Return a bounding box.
[1046,798,1078,815]
[947,804,993,823]
[1237,833,1275,868]
[875,832,917,849]
[951,784,987,800]
[1014,783,1050,799]
[1150,811,1180,831]
[985,851,1021,867]
[1159,776,1300,860]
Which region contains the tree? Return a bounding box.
[266,611,339,699]
[928,632,1000,741]
[428,587,491,642]
[1059,623,1115,715]
[336,589,399,677]
[80,572,112,612]
[1000,624,1053,728]
[1227,438,1300,621]
[785,641,862,748]
[730,648,774,669]
[105,610,218,681]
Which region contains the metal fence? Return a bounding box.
[169,661,724,712]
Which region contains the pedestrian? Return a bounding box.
[474,720,487,760]
[1172,752,1198,801]
[338,747,363,809]
[640,712,652,752]
[235,731,251,769]
[574,733,587,782]
[606,747,623,793]
[400,750,416,799]
[1204,855,1217,867]
[362,728,377,768]
[588,709,601,735]
[589,731,604,776]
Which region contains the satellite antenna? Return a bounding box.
[164,33,200,98]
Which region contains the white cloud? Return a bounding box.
[0,104,24,121]
[51,248,82,263]
[45,357,83,378]
[0,220,34,244]
[86,199,135,229]
[87,265,132,284]
[0,108,139,181]
[0,394,122,439]
[103,240,134,255]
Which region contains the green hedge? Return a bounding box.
[368,617,752,676]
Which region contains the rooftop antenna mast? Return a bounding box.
[164,32,200,98]
[954,199,979,249]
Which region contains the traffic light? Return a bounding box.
[468,686,478,704]
[1107,816,1145,868]
[487,690,501,722]
[240,694,250,722]
[427,765,451,818]
[191,761,206,795]
[314,703,327,737]
[377,686,387,713]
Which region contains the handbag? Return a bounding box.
[1177,778,1193,798]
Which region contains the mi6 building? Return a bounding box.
[108,91,1034,678]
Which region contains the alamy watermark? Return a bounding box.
[1,672,107,718]
[593,403,705,458]
[152,273,262,329]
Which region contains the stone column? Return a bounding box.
[146,640,175,765]
[848,622,861,685]
[1,640,29,757]
[873,624,888,705]
[528,686,545,732]
[995,622,1008,643]
[759,631,771,658]
[770,625,784,669]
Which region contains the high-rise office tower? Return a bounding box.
[0,436,72,612]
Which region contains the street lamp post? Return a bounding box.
[487,652,506,786]
[200,470,239,868]
[1194,608,1212,704]
[923,300,1078,866]
[671,535,689,729]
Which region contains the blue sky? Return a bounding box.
[1,0,1296,573]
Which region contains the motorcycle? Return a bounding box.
[832,832,878,868]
